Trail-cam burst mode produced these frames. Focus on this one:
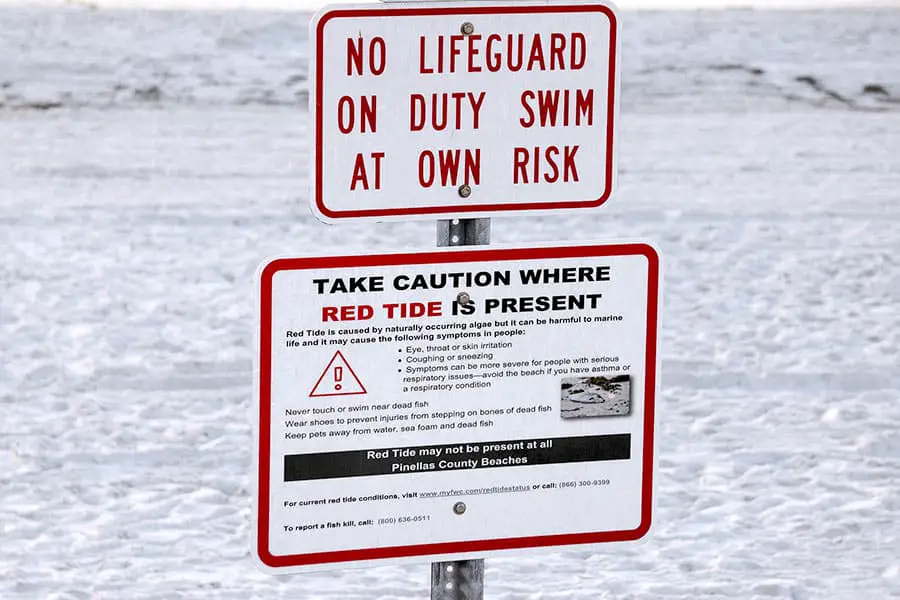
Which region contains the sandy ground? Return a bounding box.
[1,5,899,599]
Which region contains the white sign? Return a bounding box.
[254,242,660,571]
[309,1,620,222]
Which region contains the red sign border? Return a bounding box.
[312,3,618,220]
[257,243,658,568]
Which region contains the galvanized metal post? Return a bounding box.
[431,217,489,600]
[437,218,490,248]
[430,558,485,600]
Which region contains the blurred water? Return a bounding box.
[1,5,899,111]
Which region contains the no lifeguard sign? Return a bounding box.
[309,1,619,222]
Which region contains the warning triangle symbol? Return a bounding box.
[309,351,367,398]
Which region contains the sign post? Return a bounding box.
[432,217,490,599]
[431,555,484,600]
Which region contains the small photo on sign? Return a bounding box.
[560,374,632,418]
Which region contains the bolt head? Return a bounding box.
[457,291,471,305]
[453,501,467,515]
[460,22,475,35]
[458,184,472,198]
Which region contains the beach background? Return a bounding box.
[1,0,899,598]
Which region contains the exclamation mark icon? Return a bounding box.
[334,366,343,391]
[310,351,366,398]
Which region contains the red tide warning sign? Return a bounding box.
[309,351,366,397]
[256,241,661,572]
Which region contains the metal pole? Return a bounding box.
[430,559,485,600]
[436,218,490,247]
[431,217,489,600]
